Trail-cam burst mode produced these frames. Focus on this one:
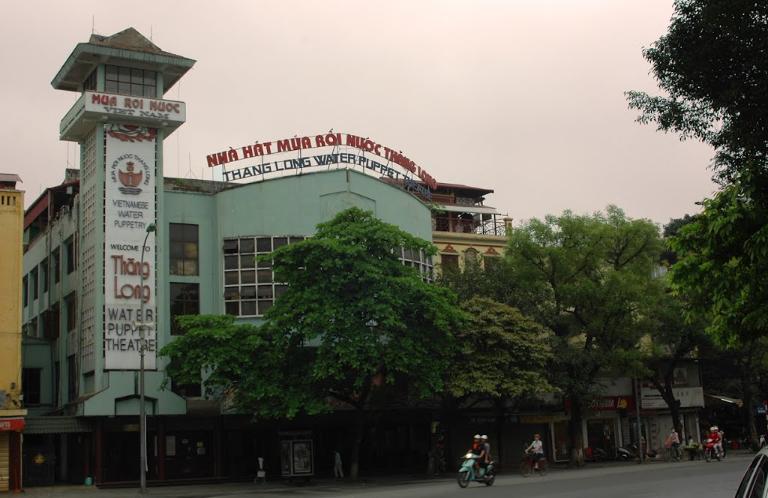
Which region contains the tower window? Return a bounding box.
[105,65,157,98]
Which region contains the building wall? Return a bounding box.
[0,189,24,406]
[22,169,434,417]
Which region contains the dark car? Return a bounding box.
[736,450,768,498]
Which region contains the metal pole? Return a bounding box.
[139,223,155,494]
[634,378,643,464]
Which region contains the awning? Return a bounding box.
[705,393,743,407]
[24,416,92,434]
[434,204,499,215]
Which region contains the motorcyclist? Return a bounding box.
[707,426,722,458]
[481,435,491,464]
[468,434,483,473]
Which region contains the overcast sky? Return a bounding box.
[0,0,716,225]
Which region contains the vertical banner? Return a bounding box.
[104,124,157,370]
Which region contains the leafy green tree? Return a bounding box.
[162,208,464,479]
[639,290,708,436]
[670,186,768,444]
[442,297,554,464]
[506,206,663,465]
[626,0,768,189]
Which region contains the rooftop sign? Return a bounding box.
[206,132,437,190]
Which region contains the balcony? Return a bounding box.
[433,210,508,237]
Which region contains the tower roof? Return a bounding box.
[52,27,195,93]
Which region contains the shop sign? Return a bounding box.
[104,123,157,370]
[589,396,635,411]
[0,418,25,431]
[519,414,569,424]
[85,91,185,123]
[206,132,438,190]
[641,386,704,409]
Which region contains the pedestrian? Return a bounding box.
[334,449,344,479]
[664,428,680,460]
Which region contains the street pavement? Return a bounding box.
[24,454,751,498]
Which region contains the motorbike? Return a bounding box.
[457,453,495,488]
[704,438,723,462]
[617,443,657,461]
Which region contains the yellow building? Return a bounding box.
[428,182,512,271]
[0,173,26,492]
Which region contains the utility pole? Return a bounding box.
[139,223,156,493]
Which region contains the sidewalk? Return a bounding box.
[22,452,755,498]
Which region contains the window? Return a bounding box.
[22,368,41,405]
[223,236,303,317]
[53,362,60,408]
[65,293,77,333]
[83,68,97,92]
[52,247,60,283]
[483,255,501,271]
[41,258,49,293]
[31,267,38,300]
[67,355,77,402]
[170,224,199,276]
[65,237,76,274]
[440,254,459,271]
[170,283,200,335]
[736,455,768,498]
[42,303,60,340]
[104,65,157,98]
[168,359,202,398]
[29,318,38,338]
[399,247,434,282]
[464,248,480,265]
[22,275,27,307]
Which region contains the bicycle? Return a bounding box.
[520,451,547,477]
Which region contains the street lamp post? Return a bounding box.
[139,223,156,494]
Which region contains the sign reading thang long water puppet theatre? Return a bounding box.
[206,132,438,198]
[104,123,157,370]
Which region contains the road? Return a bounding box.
[23,454,751,498]
[220,455,749,498]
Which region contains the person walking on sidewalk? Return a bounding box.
[334,450,344,479]
[665,428,681,461]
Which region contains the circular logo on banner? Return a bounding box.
[110,153,151,196]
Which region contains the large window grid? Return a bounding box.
[105,65,157,98]
[223,236,303,317]
[223,237,434,317]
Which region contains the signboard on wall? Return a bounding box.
[641,387,704,409]
[103,123,157,370]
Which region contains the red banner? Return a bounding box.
[0,418,25,432]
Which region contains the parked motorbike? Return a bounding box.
[616,443,657,461]
[457,453,495,488]
[703,438,723,462]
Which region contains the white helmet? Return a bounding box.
[473,434,481,439]
[710,426,717,431]
[480,435,488,440]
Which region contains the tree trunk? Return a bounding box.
[494,399,505,469]
[568,397,585,467]
[742,376,758,449]
[661,385,683,437]
[349,410,365,480]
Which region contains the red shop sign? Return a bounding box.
[0,418,25,432]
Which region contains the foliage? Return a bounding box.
[163,208,463,418]
[505,206,663,462]
[670,186,768,347]
[626,0,768,187]
[445,297,554,401]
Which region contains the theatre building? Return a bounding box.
[21,28,516,485]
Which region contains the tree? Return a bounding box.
[506,206,663,465]
[670,186,768,444]
[442,297,554,465]
[162,208,464,479]
[639,290,708,437]
[626,0,768,190]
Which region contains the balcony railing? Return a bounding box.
[433,215,507,236]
